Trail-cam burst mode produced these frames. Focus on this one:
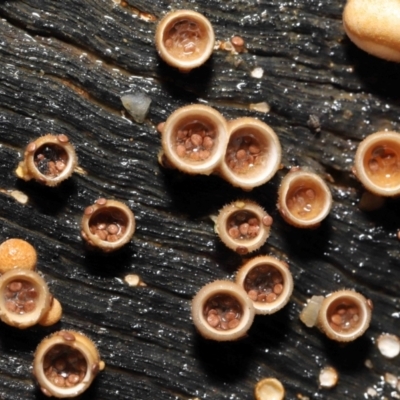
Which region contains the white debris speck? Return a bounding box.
[319,366,338,388]
[366,387,377,397]
[251,67,264,79]
[10,190,28,204]
[364,359,373,369]
[121,93,152,124]
[377,334,400,359]
[124,274,146,287]
[384,372,398,389]
[249,102,271,113]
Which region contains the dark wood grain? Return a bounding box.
[0,0,400,399]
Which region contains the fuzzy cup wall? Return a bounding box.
[0,0,400,399]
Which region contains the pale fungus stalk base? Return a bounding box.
[15,134,77,187]
[317,290,372,342]
[33,330,105,398]
[353,131,400,196]
[155,10,215,72]
[277,169,332,228]
[254,378,285,400]
[343,0,400,62]
[191,280,255,341]
[218,118,281,190]
[81,198,136,252]
[215,200,272,255]
[0,238,37,274]
[161,104,228,175]
[0,268,51,329]
[236,256,293,315]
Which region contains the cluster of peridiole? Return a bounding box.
[191,256,294,341]
[158,104,282,191]
[0,238,105,398]
[16,135,137,254]
[0,238,61,329]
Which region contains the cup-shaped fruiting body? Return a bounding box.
[191,280,255,341]
[81,198,135,252]
[277,169,332,228]
[353,131,400,196]
[0,268,51,329]
[0,238,37,274]
[155,10,215,72]
[218,118,282,190]
[236,256,293,315]
[33,330,105,398]
[38,298,63,327]
[254,378,285,400]
[317,290,372,342]
[16,134,77,187]
[161,105,228,175]
[343,0,400,62]
[215,200,273,255]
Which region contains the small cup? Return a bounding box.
[236,256,293,315]
[277,168,332,228]
[215,200,273,255]
[160,104,228,175]
[317,290,373,342]
[81,199,136,252]
[155,10,215,72]
[16,134,77,186]
[353,131,400,196]
[33,330,105,398]
[191,280,255,341]
[0,268,51,329]
[218,118,282,190]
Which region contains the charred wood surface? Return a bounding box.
[0,0,399,399]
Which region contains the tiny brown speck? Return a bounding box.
[262,215,273,226]
[236,246,248,255]
[157,122,165,133]
[231,36,244,48]
[92,363,99,374]
[60,331,76,341]
[57,134,69,143]
[96,198,107,205]
[27,143,36,152]
[84,206,94,215]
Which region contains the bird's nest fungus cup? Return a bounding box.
[215,200,273,255]
[155,10,215,73]
[236,256,293,315]
[317,290,373,342]
[277,169,332,228]
[16,134,77,186]
[343,0,400,62]
[354,131,400,196]
[0,268,51,329]
[81,199,136,252]
[161,104,229,175]
[33,330,105,398]
[191,280,255,341]
[219,118,282,190]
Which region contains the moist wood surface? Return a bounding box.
[0,1,400,399]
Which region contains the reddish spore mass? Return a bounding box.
[174,121,215,161]
[4,279,38,314]
[203,294,242,331]
[244,265,283,303]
